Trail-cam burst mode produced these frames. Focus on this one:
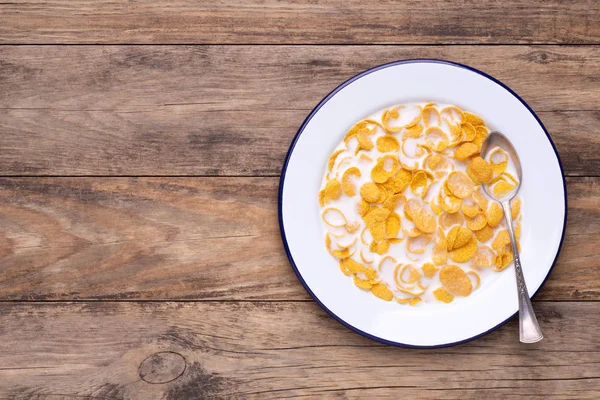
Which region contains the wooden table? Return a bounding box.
[1,2,599,399]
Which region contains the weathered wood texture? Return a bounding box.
[1,46,599,176]
[0,302,598,399]
[1,0,599,44]
[0,176,595,301]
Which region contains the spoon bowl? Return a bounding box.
[481,131,543,344]
[481,131,522,201]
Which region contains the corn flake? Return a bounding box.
[422,105,441,127]
[474,224,494,242]
[449,237,478,263]
[467,213,487,231]
[405,199,436,233]
[454,142,479,161]
[360,182,381,203]
[322,207,347,227]
[403,124,424,139]
[421,262,438,278]
[485,202,504,227]
[489,147,509,174]
[425,127,450,152]
[371,155,400,183]
[376,135,400,153]
[371,283,393,301]
[433,287,454,303]
[341,167,361,197]
[466,156,493,185]
[386,211,401,238]
[447,171,474,198]
[319,179,342,206]
[471,245,495,267]
[439,265,473,296]
[354,275,373,290]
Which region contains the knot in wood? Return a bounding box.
[139,351,187,384]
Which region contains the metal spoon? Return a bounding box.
[481,131,543,344]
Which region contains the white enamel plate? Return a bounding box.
[279,60,567,348]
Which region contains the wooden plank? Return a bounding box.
[0,301,598,399]
[0,176,597,301]
[1,45,599,176]
[0,1,598,44]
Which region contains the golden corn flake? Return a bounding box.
[454,142,479,161]
[449,237,478,263]
[422,105,441,127]
[371,155,400,183]
[467,213,487,231]
[489,147,509,174]
[464,111,485,126]
[327,149,345,172]
[471,245,495,267]
[492,229,511,250]
[382,106,422,132]
[466,156,493,185]
[440,106,465,125]
[474,224,494,242]
[492,179,516,198]
[387,169,412,193]
[494,248,514,271]
[405,198,436,233]
[440,191,462,213]
[473,125,488,148]
[467,270,481,290]
[363,207,391,242]
[382,193,405,211]
[370,240,390,255]
[433,239,448,266]
[371,283,394,301]
[354,275,373,290]
[440,211,464,229]
[447,171,474,199]
[421,262,438,278]
[360,182,382,203]
[439,265,473,296]
[447,226,473,251]
[357,199,370,216]
[461,197,480,218]
[400,264,422,284]
[376,135,400,153]
[341,167,361,197]
[472,187,490,211]
[403,124,424,139]
[319,179,342,206]
[485,202,504,227]
[433,287,454,303]
[511,198,521,219]
[462,122,476,142]
[322,207,347,227]
[425,127,449,152]
[386,211,401,238]
[410,170,431,196]
[340,258,366,275]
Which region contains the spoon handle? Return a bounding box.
[501,201,543,343]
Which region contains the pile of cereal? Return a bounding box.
[319,103,522,305]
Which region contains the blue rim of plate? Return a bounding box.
[278,58,568,349]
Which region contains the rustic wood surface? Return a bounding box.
[1,1,599,44]
[0,302,598,399]
[1,1,599,398]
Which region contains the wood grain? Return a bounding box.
[1,45,599,176]
[0,0,598,44]
[0,301,598,399]
[0,176,596,301]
